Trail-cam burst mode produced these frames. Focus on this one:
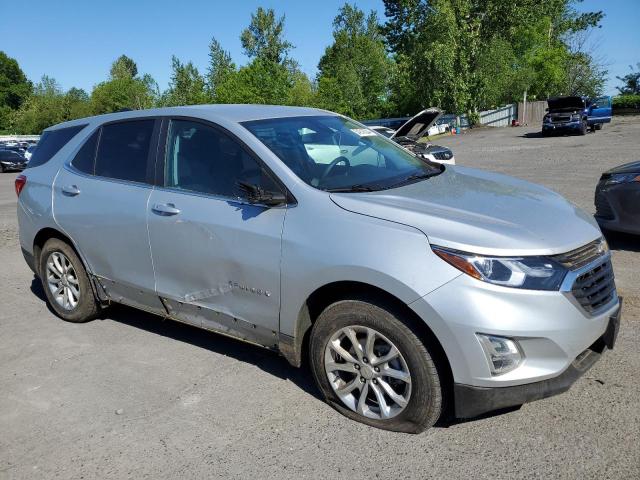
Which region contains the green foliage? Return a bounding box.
[160,56,209,106]
[315,4,392,119]
[0,51,32,131]
[240,7,293,64]
[207,37,236,100]
[616,63,640,95]
[216,59,293,105]
[11,76,90,133]
[612,94,640,109]
[91,56,157,114]
[382,0,607,114]
[109,55,138,80]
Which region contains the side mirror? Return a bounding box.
[237,181,287,207]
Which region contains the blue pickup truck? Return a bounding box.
[542,95,612,135]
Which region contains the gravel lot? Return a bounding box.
[1,118,639,479]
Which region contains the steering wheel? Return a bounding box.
[320,156,351,182]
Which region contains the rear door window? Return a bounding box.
[94,120,156,183]
[27,124,86,168]
[71,131,100,174]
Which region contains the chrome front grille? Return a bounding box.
[552,238,607,270]
[570,259,616,314]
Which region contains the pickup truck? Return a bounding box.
[542,95,612,135]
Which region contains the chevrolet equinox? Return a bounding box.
[16,105,622,433]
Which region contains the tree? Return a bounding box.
[207,37,236,101]
[315,4,392,119]
[0,51,32,131]
[160,56,209,106]
[12,76,66,133]
[240,7,293,65]
[382,0,607,115]
[91,56,157,114]
[616,63,640,95]
[215,59,292,105]
[109,55,138,80]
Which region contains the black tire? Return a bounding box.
[309,299,442,433]
[590,124,597,133]
[595,123,603,130]
[0,164,5,173]
[579,120,587,135]
[39,238,100,323]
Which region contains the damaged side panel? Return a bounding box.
[146,189,287,346]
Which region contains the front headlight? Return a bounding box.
[605,173,640,185]
[432,246,567,290]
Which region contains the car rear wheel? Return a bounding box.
[39,238,100,323]
[309,299,442,433]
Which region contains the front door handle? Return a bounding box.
[152,203,181,216]
[62,185,81,196]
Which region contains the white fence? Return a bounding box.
[478,104,517,127]
[0,135,40,142]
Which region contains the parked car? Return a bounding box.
[368,109,455,165]
[542,96,612,135]
[17,105,621,433]
[595,161,640,235]
[0,149,27,172]
[24,145,37,161]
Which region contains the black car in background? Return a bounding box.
[0,149,27,172]
[595,161,640,235]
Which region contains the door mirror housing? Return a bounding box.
[237,181,287,207]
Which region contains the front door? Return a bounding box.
[147,118,286,347]
[589,96,612,124]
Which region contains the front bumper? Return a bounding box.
[454,302,621,418]
[595,182,640,235]
[542,121,582,133]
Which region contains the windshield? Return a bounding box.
[242,115,440,192]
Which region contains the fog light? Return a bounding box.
[477,334,523,375]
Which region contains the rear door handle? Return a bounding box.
[62,185,81,196]
[152,203,181,216]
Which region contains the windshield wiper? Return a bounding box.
[325,184,379,193]
[386,170,439,189]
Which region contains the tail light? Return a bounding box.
[15,175,27,197]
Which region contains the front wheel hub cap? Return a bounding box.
[324,325,412,420]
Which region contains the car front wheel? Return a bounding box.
[309,299,442,433]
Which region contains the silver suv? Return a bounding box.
[16,105,621,433]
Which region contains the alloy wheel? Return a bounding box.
[324,325,412,420]
[46,251,80,311]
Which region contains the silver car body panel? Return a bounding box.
[17,105,617,393]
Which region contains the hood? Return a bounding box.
[605,160,640,175]
[392,108,442,141]
[547,96,585,112]
[330,166,601,256]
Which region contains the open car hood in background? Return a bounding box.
[547,96,585,112]
[391,108,442,140]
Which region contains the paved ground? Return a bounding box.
[1,118,639,479]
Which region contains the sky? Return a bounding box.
[1,0,638,97]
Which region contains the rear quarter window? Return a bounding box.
[27,124,87,168]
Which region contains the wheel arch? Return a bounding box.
[32,227,107,303]
[281,280,454,411]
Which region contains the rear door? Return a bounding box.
[147,118,286,346]
[53,119,164,313]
